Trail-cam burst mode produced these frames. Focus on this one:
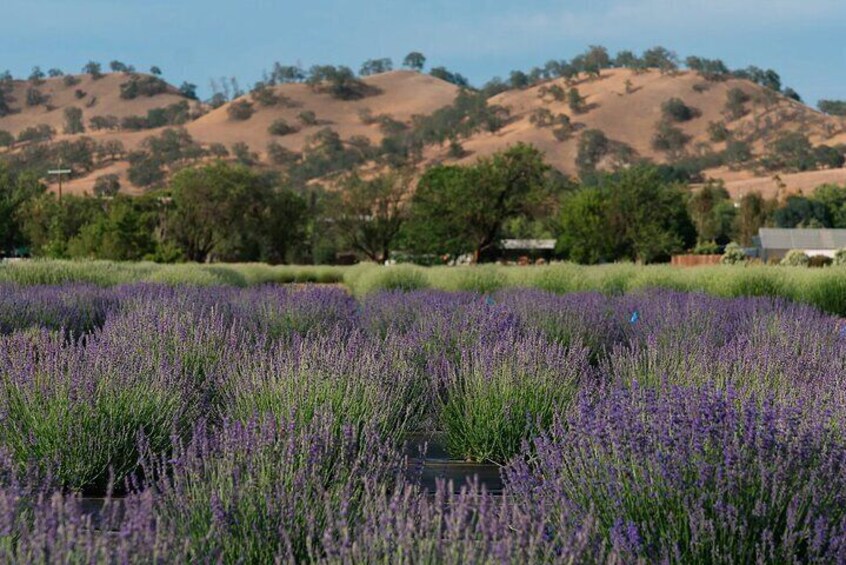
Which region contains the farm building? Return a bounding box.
[498,239,556,263]
[756,228,846,262]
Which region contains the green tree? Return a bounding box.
[404,143,550,261]
[67,195,159,260]
[168,162,306,262]
[812,184,846,228]
[332,170,410,262]
[661,97,697,122]
[557,165,695,263]
[557,187,613,263]
[734,192,772,246]
[18,194,104,257]
[359,58,393,76]
[575,129,609,176]
[687,182,736,244]
[63,107,85,134]
[567,87,586,113]
[82,61,103,79]
[774,196,829,228]
[402,52,426,72]
[93,174,121,197]
[0,165,45,254]
[818,100,846,117]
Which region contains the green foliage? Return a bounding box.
[429,67,469,87]
[359,58,393,76]
[557,165,696,263]
[652,121,691,156]
[120,101,191,130]
[567,87,586,113]
[707,121,730,142]
[641,46,679,72]
[780,250,810,267]
[331,171,410,262]
[89,115,119,131]
[25,88,48,107]
[168,161,307,263]
[685,56,729,80]
[774,195,829,228]
[67,195,161,260]
[0,165,45,254]
[267,118,298,136]
[818,99,846,117]
[0,130,14,148]
[720,242,746,264]
[227,99,255,120]
[127,152,165,188]
[93,174,121,197]
[82,61,103,79]
[834,248,846,266]
[688,182,736,244]
[575,129,609,175]
[17,124,55,144]
[761,132,815,172]
[725,87,751,120]
[63,106,85,134]
[402,52,426,71]
[661,97,697,122]
[298,110,318,126]
[179,81,198,100]
[119,75,168,99]
[403,143,551,260]
[812,184,846,228]
[307,65,378,100]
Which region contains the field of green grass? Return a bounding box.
[3,259,846,316]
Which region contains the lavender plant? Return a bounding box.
[437,333,592,463]
[506,384,846,562]
[142,412,408,563]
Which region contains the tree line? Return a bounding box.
[3,142,843,264]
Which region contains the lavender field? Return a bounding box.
[1,282,846,562]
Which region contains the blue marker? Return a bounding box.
[630,310,639,324]
[485,295,496,306]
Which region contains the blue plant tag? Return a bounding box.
[630,310,639,324]
[485,295,496,306]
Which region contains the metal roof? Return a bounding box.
[758,228,846,250]
[500,239,557,250]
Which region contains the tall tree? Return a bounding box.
[402,52,426,72]
[404,143,550,261]
[332,170,410,262]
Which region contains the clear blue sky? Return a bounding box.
[2,0,844,105]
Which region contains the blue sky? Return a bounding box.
[2,0,844,105]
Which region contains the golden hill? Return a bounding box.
[1,68,844,199]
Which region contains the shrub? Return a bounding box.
[63,107,85,134]
[119,75,168,99]
[507,385,846,563]
[93,174,121,197]
[661,97,697,122]
[0,330,187,491]
[89,115,119,131]
[834,248,846,266]
[298,110,318,126]
[438,335,589,463]
[808,255,833,268]
[267,118,298,136]
[720,242,746,264]
[144,412,407,563]
[780,249,810,267]
[226,99,254,121]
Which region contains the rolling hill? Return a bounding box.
[1,66,844,199]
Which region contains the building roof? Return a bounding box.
[758,228,846,250]
[500,239,556,250]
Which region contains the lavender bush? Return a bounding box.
[506,384,846,562]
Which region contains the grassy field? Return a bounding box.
[4,259,846,316]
